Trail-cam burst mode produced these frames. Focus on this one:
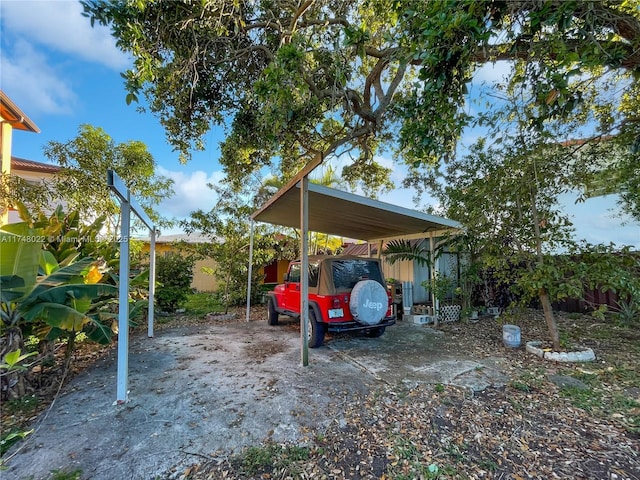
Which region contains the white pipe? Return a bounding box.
[148,229,156,337]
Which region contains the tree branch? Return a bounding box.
[470,40,640,70]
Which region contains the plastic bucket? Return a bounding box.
[503,324,521,348]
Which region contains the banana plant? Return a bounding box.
[1,222,119,386]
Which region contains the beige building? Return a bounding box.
[139,233,219,293]
[3,157,61,224]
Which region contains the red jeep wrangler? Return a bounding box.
[266,255,395,348]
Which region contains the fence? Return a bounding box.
[553,287,621,313]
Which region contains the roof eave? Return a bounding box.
[0,91,40,133]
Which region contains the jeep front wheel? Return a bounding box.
[267,297,279,325]
[307,309,326,348]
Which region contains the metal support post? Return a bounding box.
[300,177,309,366]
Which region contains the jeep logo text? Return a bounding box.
[363,299,384,311]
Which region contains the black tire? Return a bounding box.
[366,326,386,338]
[307,309,326,348]
[267,297,279,326]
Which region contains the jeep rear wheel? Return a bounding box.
[267,297,279,325]
[307,309,325,348]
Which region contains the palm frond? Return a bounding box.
[382,240,431,267]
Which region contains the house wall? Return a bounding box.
[1,93,41,225]
[142,242,219,293]
[260,259,295,285]
[5,169,61,223]
[382,260,433,304]
[192,258,218,292]
[1,121,13,225]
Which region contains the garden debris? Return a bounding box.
[2,306,638,480]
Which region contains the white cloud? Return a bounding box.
[0,39,77,114]
[1,0,129,70]
[157,167,224,220]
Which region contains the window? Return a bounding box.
[288,263,319,287]
[331,260,384,289]
[308,262,319,287]
[288,264,301,283]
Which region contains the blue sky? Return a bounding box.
[1,0,638,247]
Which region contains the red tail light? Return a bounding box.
[332,297,341,309]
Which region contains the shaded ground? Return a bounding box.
[2,307,639,479]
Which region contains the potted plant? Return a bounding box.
[461,306,479,322]
[460,264,482,322]
[423,273,461,322]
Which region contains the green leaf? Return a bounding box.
[39,250,59,275]
[0,224,44,295]
[83,318,114,344]
[1,349,37,370]
[28,284,118,314]
[130,268,149,287]
[22,302,89,332]
[383,240,431,267]
[0,275,26,303]
[21,258,96,309]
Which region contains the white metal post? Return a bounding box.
[116,198,131,403]
[148,229,156,337]
[300,177,309,367]
[430,235,439,326]
[246,221,255,323]
[107,169,155,404]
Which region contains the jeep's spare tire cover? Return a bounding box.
[349,280,388,325]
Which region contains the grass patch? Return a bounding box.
[557,371,640,435]
[183,292,224,316]
[479,459,499,472]
[510,381,531,393]
[559,386,601,412]
[510,368,546,392]
[587,326,619,341]
[599,365,640,385]
[235,443,310,476]
[3,395,39,415]
[394,436,420,459]
[387,434,455,479]
[50,469,82,480]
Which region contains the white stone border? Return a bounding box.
[526,341,596,362]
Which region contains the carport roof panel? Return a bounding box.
[252,182,462,241]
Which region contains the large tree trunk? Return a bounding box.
[539,288,561,351]
[0,326,27,400]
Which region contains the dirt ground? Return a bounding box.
[1,306,639,480]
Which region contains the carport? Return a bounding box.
[247,159,462,365]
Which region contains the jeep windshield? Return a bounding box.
[331,259,384,290]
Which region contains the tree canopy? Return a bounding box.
[43,124,174,233]
[82,0,640,196]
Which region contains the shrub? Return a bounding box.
[155,253,195,312]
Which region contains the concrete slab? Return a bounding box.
[328,321,509,390]
[2,319,509,480]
